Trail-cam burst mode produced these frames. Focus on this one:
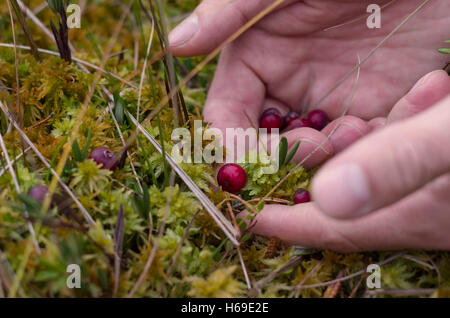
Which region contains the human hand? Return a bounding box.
[247,70,450,252]
[169,0,449,166]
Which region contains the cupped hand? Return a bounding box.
[168,0,450,251]
[248,70,450,252]
[169,0,449,158]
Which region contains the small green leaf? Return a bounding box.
[46,0,68,14]
[34,271,61,282]
[81,128,92,159]
[240,233,252,242]
[278,137,288,167]
[237,218,248,230]
[114,92,125,124]
[142,183,150,215]
[256,201,265,212]
[72,139,83,162]
[97,267,109,290]
[438,48,450,55]
[284,140,301,166]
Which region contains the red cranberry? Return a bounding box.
[29,185,49,204]
[217,163,247,193]
[293,189,311,204]
[307,109,329,131]
[285,118,311,131]
[259,108,284,134]
[88,147,119,170]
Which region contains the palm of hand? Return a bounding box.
[203,0,449,132]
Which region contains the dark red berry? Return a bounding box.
[293,189,311,204]
[285,118,311,131]
[88,147,119,170]
[262,108,281,116]
[307,109,329,131]
[259,108,284,134]
[217,163,247,193]
[283,111,301,127]
[29,185,49,204]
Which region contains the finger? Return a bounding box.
[281,127,333,169]
[311,95,450,219]
[388,70,450,122]
[249,175,450,252]
[169,0,292,57]
[321,116,371,153]
[368,117,387,131]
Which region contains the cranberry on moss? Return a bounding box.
[88,147,119,171]
[217,163,247,193]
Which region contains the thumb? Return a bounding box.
[311,94,450,219]
[169,0,287,57]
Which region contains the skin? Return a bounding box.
[169,0,450,252]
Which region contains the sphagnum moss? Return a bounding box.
[0,0,448,299]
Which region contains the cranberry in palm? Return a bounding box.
[259,108,284,133]
[307,109,329,131]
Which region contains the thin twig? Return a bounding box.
[0,147,30,177]
[251,256,303,296]
[158,211,199,296]
[367,288,436,297]
[289,259,324,298]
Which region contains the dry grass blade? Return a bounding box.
[322,270,345,298]
[0,101,96,225]
[251,256,303,296]
[136,13,155,123]
[237,246,252,289]
[127,111,240,246]
[158,210,199,296]
[0,131,40,253]
[0,249,25,297]
[289,259,323,298]
[0,146,30,177]
[367,288,436,297]
[8,0,40,61]
[113,205,125,298]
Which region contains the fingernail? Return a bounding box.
[169,14,199,47]
[312,163,371,218]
